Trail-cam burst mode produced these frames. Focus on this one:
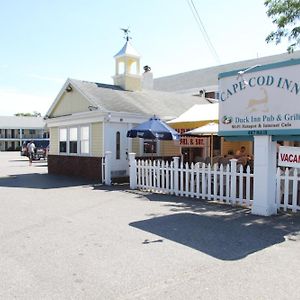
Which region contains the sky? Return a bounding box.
[0,0,292,116]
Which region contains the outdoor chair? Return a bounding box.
[204,157,211,165]
[219,157,230,166]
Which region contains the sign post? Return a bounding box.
[251,136,277,215]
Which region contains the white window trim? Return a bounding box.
[69,127,78,155]
[80,125,91,156]
[59,127,68,154]
[58,125,91,156]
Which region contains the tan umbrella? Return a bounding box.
[167,103,218,124]
[184,122,218,165]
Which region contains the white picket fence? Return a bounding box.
[125,154,300,213]
[131,157,254,208]
[276,167,300,212]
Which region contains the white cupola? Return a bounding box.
[112,30,142,91]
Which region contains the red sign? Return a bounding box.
[176,128,207,148]
[180,137,206,147]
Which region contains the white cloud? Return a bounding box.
[0,88,53,116]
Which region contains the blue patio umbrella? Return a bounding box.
[127,116,180,141]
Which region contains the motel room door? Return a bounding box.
[105,123,130,177]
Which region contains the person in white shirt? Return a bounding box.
[27,140,36,165]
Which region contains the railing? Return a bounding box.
[21,135,45,139]
[131,157,254,208]
[276,167,300,212]
[0,135,45,140]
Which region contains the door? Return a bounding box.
[104,123,130,177]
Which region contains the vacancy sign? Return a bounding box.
[278,146,300,168]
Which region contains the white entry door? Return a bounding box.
[104,123,130,177]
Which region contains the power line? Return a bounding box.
[188,0,221,64]
[186,0,221,64]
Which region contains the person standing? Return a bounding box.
[27,140,36,165]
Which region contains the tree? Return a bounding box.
[14,111,42,117]
[32,111,42,117]
[265,0,300,52]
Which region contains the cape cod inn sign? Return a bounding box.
[218,59,300,137]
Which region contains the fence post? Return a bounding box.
[104,151,112,186]
[129,152,137,189]
[252,136,277,216]
[173,157,179,196]
[230,159,237,205]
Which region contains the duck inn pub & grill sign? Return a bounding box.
[218,59,300,216]
[218,59,300,139]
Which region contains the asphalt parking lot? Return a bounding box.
[1,152,300,299]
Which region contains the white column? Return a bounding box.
[104,151,112,186]
[115,59,119,75]
[19,128,23,148]
[136,60,140,75]
[173,157,179,196]
[252,135,277,216]
[129,153,137,189]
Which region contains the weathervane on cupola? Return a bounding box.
[112,27,142,91]
[120,27,131,42]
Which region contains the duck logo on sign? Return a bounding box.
[222,115,232,124]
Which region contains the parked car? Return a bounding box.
[21,140,49,160]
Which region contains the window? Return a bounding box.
[116,131,120,159]
[59,126,91,155]
[118,62,125,75]
[80,126,89,154]
[29,129,36,135]
[143,140,157,154]
[69,127,78,154]
[59,128,67,153]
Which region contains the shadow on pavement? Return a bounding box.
[126,190,251,215]
[130,211,300,261]
[92,183,130,192]
[0,173,93,189]
[9,159,31,162]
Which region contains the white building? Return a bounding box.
[0,116,48,151]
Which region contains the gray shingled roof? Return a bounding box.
[70,79,213,120]
[0,116,45,129]
[154,51,300,92]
